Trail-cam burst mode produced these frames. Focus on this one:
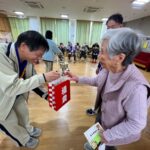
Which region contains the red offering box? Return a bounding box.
[48,79,70,111]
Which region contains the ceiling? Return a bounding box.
[0,0,150,22]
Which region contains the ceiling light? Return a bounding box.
[137,0,150,3]
[132,1,145,5]
[132,0,150,5]
[132,2,145,9]
[101,18,108,22]
[131,0,149,9]
[61,14,68,19]
[14,11,24,15]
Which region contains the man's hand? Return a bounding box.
[44,71,60,82]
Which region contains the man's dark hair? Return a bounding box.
[16,30,49,51]
[106,13,123,25]
[45,30,53,39]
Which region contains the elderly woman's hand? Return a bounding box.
[100,132,108,144]
[64,71,79,82]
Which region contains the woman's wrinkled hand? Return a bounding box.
[100,132,108,144]
[64,71,79,82]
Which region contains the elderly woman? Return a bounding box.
[66,28,150,150]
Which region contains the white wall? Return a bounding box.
[125,16,150,36]
[69,19,76,45]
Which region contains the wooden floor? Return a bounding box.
[1,58,150,150]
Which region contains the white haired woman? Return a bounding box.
[66,28,150,150]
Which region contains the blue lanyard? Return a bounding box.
[15,43,27,78]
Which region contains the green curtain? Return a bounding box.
[40,18,56,37]
[90,21,102,45]
[55,19,69,46]
[8,17,29,41]
[40,18,69,45]
[76,20,90,45]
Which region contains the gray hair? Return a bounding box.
[102,28,142,66]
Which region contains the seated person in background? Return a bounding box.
[59,43,66,55]
[91,43,99,63]
[72,46,77,63]
[80,44,88,61]
[86,13,124,116]
[66,28,150,150]
[67,41,76,63]
[67,41,72,62]
[75,42,81,59]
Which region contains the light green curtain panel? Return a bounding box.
[55,19,69,46]
[40,18,69,45]
[40,18,56,38]
[8,17,29,41]
[90,21,102,45]
[76,20,90,45]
